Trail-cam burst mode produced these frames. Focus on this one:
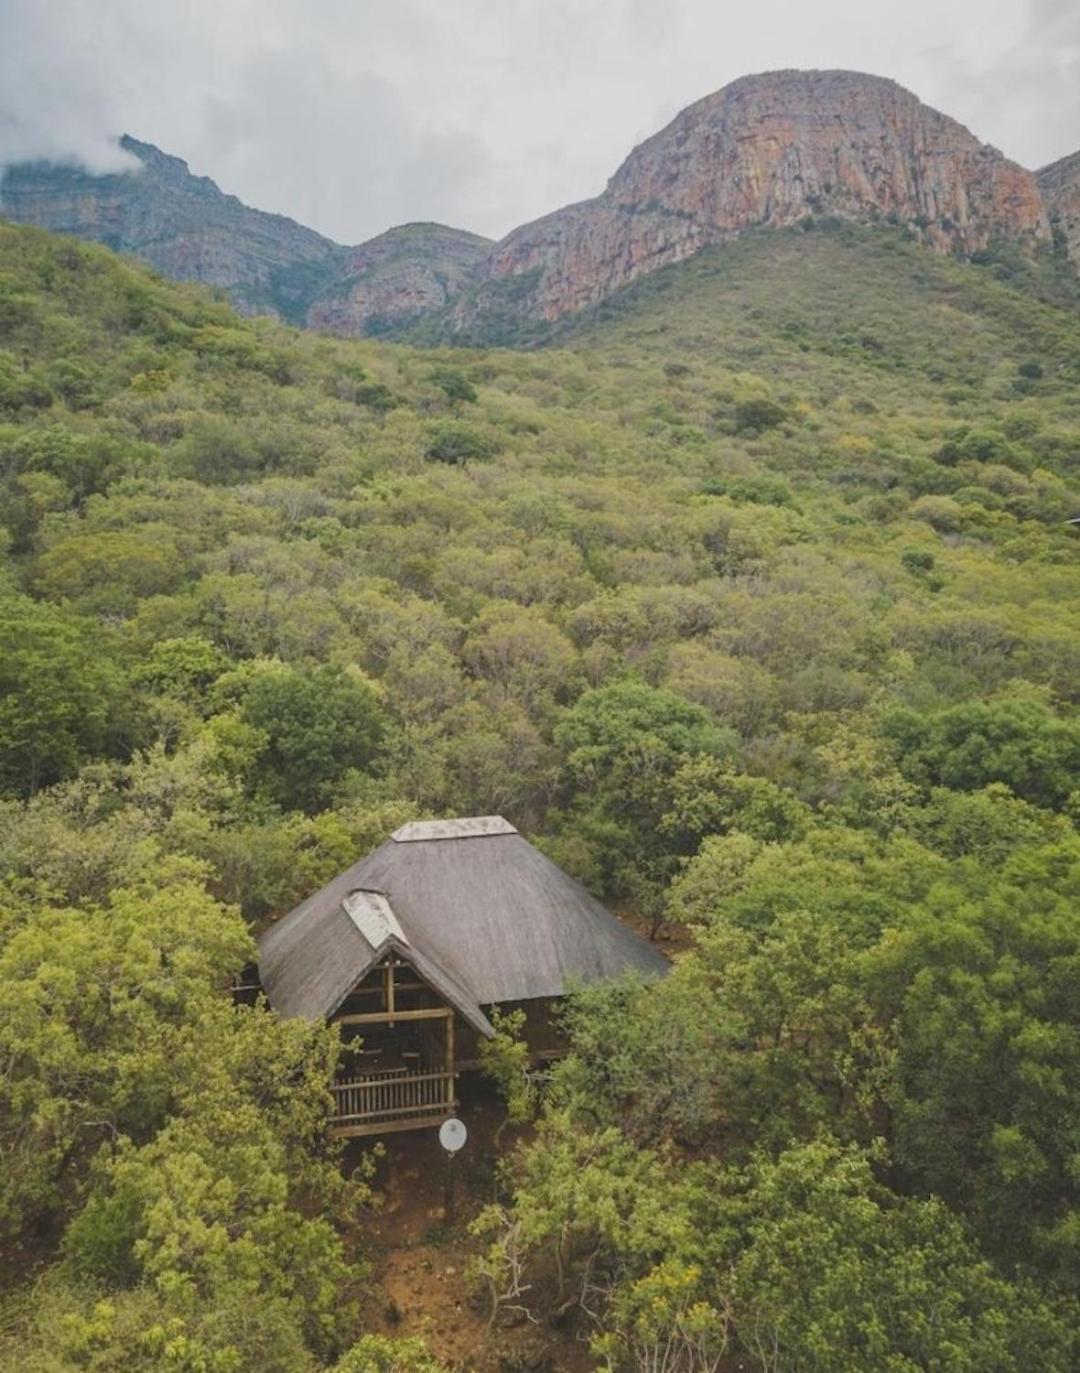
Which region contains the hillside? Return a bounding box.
[0,221,1078,1371]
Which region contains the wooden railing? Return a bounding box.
[330,1069,455,1130]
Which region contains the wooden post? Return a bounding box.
[445,1012,455,1109]
[386,961,395,1028]
[445,1149,456,1225]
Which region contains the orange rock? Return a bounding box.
[468,70,1050,326]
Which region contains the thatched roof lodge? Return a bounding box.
[255,815,667,1136]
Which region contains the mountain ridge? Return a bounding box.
[0,135,491,328]
[1,68,1074,338]
[0,133,341,321]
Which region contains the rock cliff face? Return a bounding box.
[469,70,1050,325]
[1038,150,1080,268]
[306,222,491,335]
[0,136,341,322]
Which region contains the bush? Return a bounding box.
[424,420,500,465]
[733,397,788,433]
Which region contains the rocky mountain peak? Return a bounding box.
[471,69,1050,325]
[116,135,217,192]
[306,222,492,336]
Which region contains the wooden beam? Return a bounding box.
[331,1070,452,1091]
[334,1007,452,1026]
[331,1098,455,1124]
[330,1109,457,1140]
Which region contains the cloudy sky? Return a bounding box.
[1,0,1078,245]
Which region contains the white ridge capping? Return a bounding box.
[343,889,408,947]
[391,815,518,843]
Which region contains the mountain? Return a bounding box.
[0,70,1068,341]
[1038,150,1080,268]
[0,136,491,329]
[305,222,491,337]
[0,135,341,322]
[463,70,1049,331]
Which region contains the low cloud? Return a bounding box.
[918,0,1080,168]
[0,2,140,172]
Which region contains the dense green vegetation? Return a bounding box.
[0,218,1077,1370]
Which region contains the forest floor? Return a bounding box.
[351,1084,592,1373]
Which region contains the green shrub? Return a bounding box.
[424,420,500,465]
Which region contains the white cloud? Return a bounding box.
[1,1,1075,243]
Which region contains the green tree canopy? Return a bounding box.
[0,594,124,796]
[236,663,389,813]
[881,693,1080,810]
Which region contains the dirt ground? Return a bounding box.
[350,1078,593,1373]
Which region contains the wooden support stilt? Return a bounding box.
[445,1012,455,1110]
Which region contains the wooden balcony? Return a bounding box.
[329,1068,456,1138]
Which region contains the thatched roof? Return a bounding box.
[257,816,668,1032]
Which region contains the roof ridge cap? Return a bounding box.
[391,815,518,842]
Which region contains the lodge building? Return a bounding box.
[251,815,668,1136]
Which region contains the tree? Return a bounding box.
[711,1139,1075,1373]
[65,1099,355,1358]
[424,420,499,465]
[881,693,1080,810]
[659,755,811,851]
[867,837,1080,1283]
[130,635,228,705]
[556,907,891,1153]
[0,874,251,1230]
[479,1006,540,1146]
[35,527,185,614]
[733,397,788,433]
[555,681,735,783]
[237,663,389,813]
[427,367,478,404]
[332,1336,450,1373]
[551,682,739,925]
[0,1278,316,1373]
[482,1122,1075,1373]
[462,601,577,711]
[0,595,124,796]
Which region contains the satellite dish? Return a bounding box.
[439,1117,467,1153]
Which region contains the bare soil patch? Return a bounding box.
[351,1082,592,1372]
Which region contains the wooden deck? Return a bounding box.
[329,1067,456,1138]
